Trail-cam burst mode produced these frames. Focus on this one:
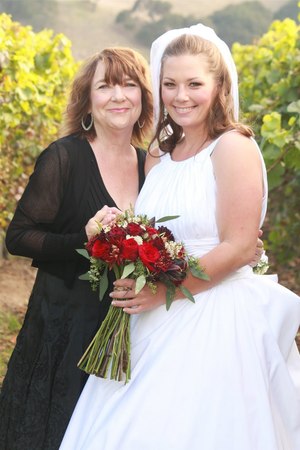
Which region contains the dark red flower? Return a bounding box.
[108,225,126,244]
[151,236,166,251]
[164,259,188,286]
[121,238,139,261]
[127,222,144,236]
[157,226,175,241]
[138,242,161,271]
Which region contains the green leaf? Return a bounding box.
[287,100,300,114]
[248,104,265,112]
[267,163,285,191]
[179,285,195,303]
[285,147,300,169]
[113,265,121,280]
[165,283,176,310]
[261,142,281,162]
[288,116,296,127]
[121,263,135,279]
[76,248,90,259]
[99,266,108,301]
[261,112,281,137]
[156,215,180,223]
[34,52,51,71]
[135,275,146,294]
[78,272,90,281]
[189,265,210,281]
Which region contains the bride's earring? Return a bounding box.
[163,108,168,121]
[137,118,145,128]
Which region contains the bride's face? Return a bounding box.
[161,53,217,131]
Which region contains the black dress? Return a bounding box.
[0,135,146,450]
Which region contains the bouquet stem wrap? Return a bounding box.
[78,303,131,382]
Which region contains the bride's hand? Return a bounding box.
[110,279,166,315]
[85,205,121,239]
[249,229,264,267]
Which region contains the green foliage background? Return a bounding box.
[0,13,78,233]
[234,17,300,273]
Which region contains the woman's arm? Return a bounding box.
[5,143,118,262]
[5,143,74,261]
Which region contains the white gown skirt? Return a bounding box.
[60,271,300,450]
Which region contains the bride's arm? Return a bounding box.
[186,132,263,287]
[111,133,264,313]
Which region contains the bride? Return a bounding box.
[60,24,300,449]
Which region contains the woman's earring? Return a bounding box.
[163,108,168,121]
[137,119,145,128]
[81,113,94,131]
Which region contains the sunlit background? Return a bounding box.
[0,0,297,59]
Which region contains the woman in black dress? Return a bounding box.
[0,47,153,450]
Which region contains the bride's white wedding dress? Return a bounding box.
[60,136,300,450]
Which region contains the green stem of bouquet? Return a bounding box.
[77,304,131,383]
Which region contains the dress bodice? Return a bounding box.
[135,135,268,259]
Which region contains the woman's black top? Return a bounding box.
[0,135,146,450]
[5,134,146,286]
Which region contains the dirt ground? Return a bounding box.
[0,257,36,312]
[0,256,299,349]
[1,256,299,308]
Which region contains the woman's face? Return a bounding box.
[161,53,217,131]
[89,61,142,133]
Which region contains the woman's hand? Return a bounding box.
[249,229,264,267]
[110,278,167,315]
[85,205,121,240]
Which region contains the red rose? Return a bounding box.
[91,240,112,261]
[127,222,143,236]
[138,242,161,271]
[85,234,99,255]
[121,238,139,261]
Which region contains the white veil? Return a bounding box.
[150,23,239,124]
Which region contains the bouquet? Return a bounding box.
[77,208,208,383]
[253,250,269,275]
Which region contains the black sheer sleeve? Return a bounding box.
[5,142,87,262]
